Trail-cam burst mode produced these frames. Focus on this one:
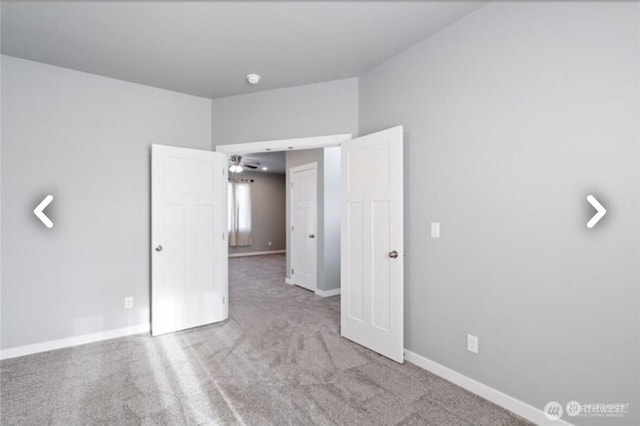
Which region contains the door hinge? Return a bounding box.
[222,232,225,240]
[222,168,225,176]
[291,268,294,275]
[223,296,225,304]
[291,225,294,231]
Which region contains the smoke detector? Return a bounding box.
[246,73,261,85]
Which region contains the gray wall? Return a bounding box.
[211,78,358,145]
[229,171,286,256]
[359,2,639,424]
[1,56,212,349]
[322,147,341,291]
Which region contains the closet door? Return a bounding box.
[289,162,318,291]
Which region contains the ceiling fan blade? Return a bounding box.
[244,164,258,169]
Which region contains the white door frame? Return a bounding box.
[289,162,318,291]
[215,134,352,155]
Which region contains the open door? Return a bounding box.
[341,126,404,363]
[151,144,228,336]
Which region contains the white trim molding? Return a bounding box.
[289,161,318,175]
[316,288,341,298]
[0,323,150,360]
[285,278,295,285]
[228,250,286,258]
[215,133,351,155]
[404,350,573,426]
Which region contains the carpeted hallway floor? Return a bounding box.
[1,254,530,425]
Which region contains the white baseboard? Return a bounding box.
[228,250,286,258]
[0,323,150,360]
[285,278,294,285]
[404,350,573,426]
[316,288,341,298]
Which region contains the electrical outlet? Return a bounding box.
[124,297,134,309]
[431,222,440,238]
[467,334,478,354]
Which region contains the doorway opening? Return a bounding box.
[224,141,343,298]
[217,135,350,297]
[216,129,404,363]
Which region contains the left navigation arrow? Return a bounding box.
[34,195,54,228]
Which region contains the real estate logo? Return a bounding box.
[567,401,629,419]
[545,400,630,421]
[544,401,563,421]
[566,400,581,417]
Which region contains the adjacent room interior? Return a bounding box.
[227,151,287,259]
[1,2,638,426]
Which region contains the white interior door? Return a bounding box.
[290,162,318,291]
[151,144,228,336]
[341,126,404,363]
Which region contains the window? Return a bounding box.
[228,181,252,246]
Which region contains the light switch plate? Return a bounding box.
[124,297,134,309]
[467,334,478,354]
[431,222,440,238]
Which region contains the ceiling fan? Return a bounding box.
[228,155,260,173]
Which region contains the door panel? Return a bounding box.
[348,142,390,191]
[372,200,391,332]
[341,126,404,363]
[163,203,186,331]
[152,144,228,336]
[347,202,364,321]
[188,204,215,328]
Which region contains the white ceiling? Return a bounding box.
[1,1,484,99]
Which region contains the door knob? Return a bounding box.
[309,234,315,238]
[155,245,163,252]
[388,250,398,258]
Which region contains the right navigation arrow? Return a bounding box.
[586,195,606,229]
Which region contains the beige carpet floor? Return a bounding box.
[1,254,531,425]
